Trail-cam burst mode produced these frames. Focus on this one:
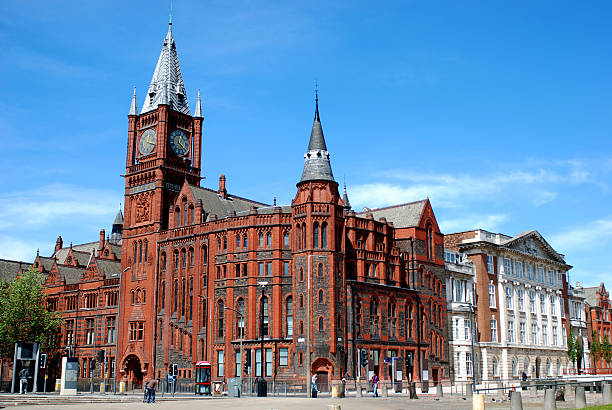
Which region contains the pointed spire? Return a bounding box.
[141,22,190,115]
[300,88,334,183]
[194,89,203,117]
[129,86,138,115]
[342,182,351,209]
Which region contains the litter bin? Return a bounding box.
[213,381,223,396]
[257,377,267,397]
[228,378,241,398]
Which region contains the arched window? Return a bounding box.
[492,357,499,376]
[133,241,137,264]
[388,301,397,338]
[301,223,306,250]
[236,234,241,249]
[371,264,376,277]
[174,250,179,270]
[283,232,289,248]
[297,225,302,249]
[217,238,221,252]
[175,207,181,227]
[512,357,518,377]
[313,222,319,249]
[524,357,530,376]
[261,296,269,337]
[181,249,186,269]
[299,268,304,282]
[189,248,194,267]
[299,294,304,308]
[183,200,188,227]
[161,252,166,271]
[138,240,142,263]
[189,204,194,225]
[321,222,327,248]
[201,245,208,265]
[299,320,304,335]
[286,297,293,336]
[237,298,245,338]
[318,317,324,332]
[318,264,324,278]
[258,233,264,248]
[130,290,135,305]
[217,300,224,338]
[266,232,272,248]
[144,240,148,262]
[426,223,433,260]
[318,289,324,304]
[243,234,248,249]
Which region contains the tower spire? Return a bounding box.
[140,21,190,115]
[300,87,334,183]
[342,181,351,209]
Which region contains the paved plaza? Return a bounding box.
[0,392,607,410]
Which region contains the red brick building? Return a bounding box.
[4,21,450,391]
[585,282,612,371]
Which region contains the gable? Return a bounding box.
[503,231,565,264]
[418,199,441,234]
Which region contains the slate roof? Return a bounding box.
[54,247,94,266]
[189,185,268,221]
[94,259,122,278]
[300,99,335,183]
[357,200,427,228]
[0,259,29,282]
[38,257,56,272]
[56,265,83,285]
[141,23,190,115]
[583,283,607,307]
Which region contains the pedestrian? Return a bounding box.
[311,373,319,397]
[19,366,30,394]
[146,378,159,403]
[371,373,379,397]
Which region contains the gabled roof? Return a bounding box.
[584,283,608,307]
[141,23,190,115]
[56,265,85,285]
[0,259,29,282]
[188,185,268,221]
[357,200,427,228]
[54,247,94,266]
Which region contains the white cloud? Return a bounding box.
[0,184,122,230]
[0,235,49,262]
[549,217,612,252]
[439,213,509,233]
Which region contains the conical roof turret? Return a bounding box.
[342,183,351,209]
[140,22,190,115]
[300,94,334,183]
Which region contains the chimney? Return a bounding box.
[99,229,106,250]
[219,174,227,198]
[55,236,63,254]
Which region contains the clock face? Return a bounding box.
[169,129,189,156]
[138,129,157,156]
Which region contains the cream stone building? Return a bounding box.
[445,229,571,382]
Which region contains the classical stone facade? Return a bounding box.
[445,229,572,382]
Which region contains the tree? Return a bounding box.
[0,268,62,357]
[603,334,612,366]
[591,330,602,371]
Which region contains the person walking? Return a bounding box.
[145,378,159,403]
[371,373,379,397]
[311,373,319,398]
[19,366,30,394]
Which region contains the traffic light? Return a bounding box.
[39,353,47,369]
[171,363,178,377]
[360,349,368,366]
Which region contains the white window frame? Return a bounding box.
[489,283,496,307]
[491,319,498,342]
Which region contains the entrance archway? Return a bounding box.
[123,354,143,391]
[535,357,541,379]
[312,357,333,392]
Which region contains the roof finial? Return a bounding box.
[314,80,319,121]
[129,86,137,116]
[194,89,203,117]
[169,0,173,26]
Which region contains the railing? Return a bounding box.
[563,367,612,376]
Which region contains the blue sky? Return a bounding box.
[0,1,610,286]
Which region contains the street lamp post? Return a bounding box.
[223,306,245,390]
[113,266,130,394]
[258,281,268,397]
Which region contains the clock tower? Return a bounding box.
[118,21,203,384]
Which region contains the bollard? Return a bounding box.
[604,383,612,405]
[575,386,586,409]
[544,388,556,410]
[382,383,388,398]
[510,391,523,410]
[466,383,473,397]
[355,384,362,397]
[436,383,443,397]
[472,393,485,410]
